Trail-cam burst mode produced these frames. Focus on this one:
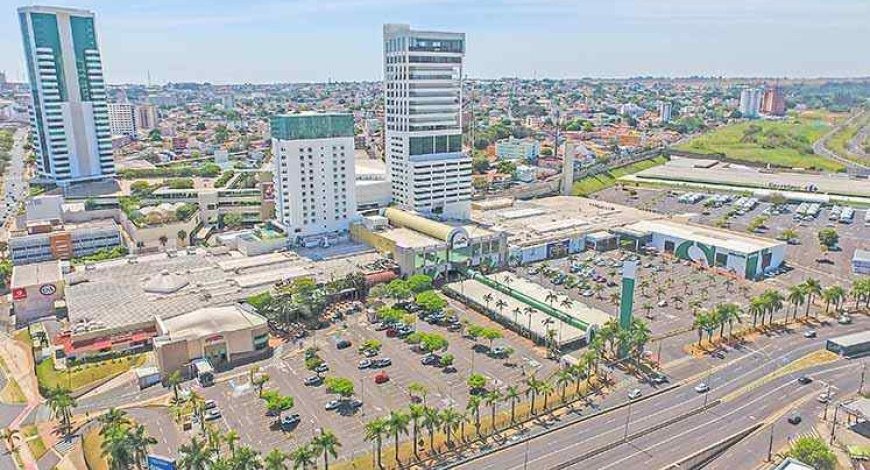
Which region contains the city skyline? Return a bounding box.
[1,0,869,84]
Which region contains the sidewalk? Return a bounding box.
[0,332,45,470]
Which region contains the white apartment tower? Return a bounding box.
[658,102,672,123]
[383,24,471,220]
[18,6,115,186]
[739,88,762,118]
[107,103,136,136]
[271,113,357,239]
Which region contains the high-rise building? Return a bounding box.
[107,103,136,136]
[271,113,357,238]
[18,6,115,186]
[134,104,158,131]
[738,87,763,118]
[761,86,786,116]
[383,24,471,220]
[658,102,672,123]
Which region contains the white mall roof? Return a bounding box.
[158,304,266,341]
[625,219,783,254]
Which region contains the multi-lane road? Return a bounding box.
[452,318,867,470]
[1,126,30,226]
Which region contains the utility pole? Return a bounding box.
[829,404,839,444]
[859,361,866,395]
[623,401,633,440]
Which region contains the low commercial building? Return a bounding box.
[826,331,870,357]
[351,207,507,277]
[853,249,870,275]
[10,260,65,324]
[153,304,270,379]
[621,219,786,279]
[496,137,540,162]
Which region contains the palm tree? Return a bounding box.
[311,429,341,470]
[802,278,822,317]
[408,404,425,459]
[224,429,240,459]
[439,408,462,449]
[504,385,520,424]
[178,437,212,470]
[786,285,807,321]
[524,375,541,415]
[289,444,316,470]
[421,406,440,454]
[822,286,846,314]
[46,387,76,438]
[466,395,483,437]
[494,298,508,318]
[545,291,559,309]
[364,417,388,468]
[231,446,263,470]
[747,296,765,328]
[264,448,288,470]
[538,380,555,412]
[167,370,183,403]
[385,410,410,464]
[97,408,130,435]
[129,424,157,468]
[482,293,493,312]
[101,424,135,470]
[1,428,20,453]
[693,313,709,346]
[512,307,522,326]
[555,369,573,403]
[484,389,503,432]
[762,289,785,324]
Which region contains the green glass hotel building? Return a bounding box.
[18,6,115,186]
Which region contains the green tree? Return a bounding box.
[177,436,213,470]
[264,448,288,470]
[148,129,162,142]
[408,404,425,459]
[385,410,410,464]
[407,274,433,293]
[289,443,316,470]
[817,228,839,249]
[414,290,447,313]
[46,387,76,438]
[325,376,355,400]
[787,436,836,470]
[223,212,244,228]
[364,417,388,469]
[467,373,487,392]
[421,406,441,453]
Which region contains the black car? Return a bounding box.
[314,364,329,373]
[787,413,802,425]
[442,365,457,374]
[304,376,324,386]
[336,339,352,349]
[797,375,813,385]
[447,323,462,332]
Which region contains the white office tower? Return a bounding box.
[271,113,357,239]
[107,103,136,136]
[18,6,115,186]
[383,24,471,220]
[738,88,762,118]
[658,102,672,123]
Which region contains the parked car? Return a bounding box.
[304,376,324,386]
[314,364,329,373]
[374,372,390,384]
[838,315,852,325]
[324,400,341,410]
[204,400,217,410]
[650,374,668,384]
[358,359,372,369]
[204,408,222,421]
[421,354,440,366]
[628,388,642,400]
[442,365,457,374]
[336,339,352,349]
[372,357,392,368]
[803,330,817,338]
[280,414,301,430]
[448,323,462,332]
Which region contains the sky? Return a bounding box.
[2,0,869,84]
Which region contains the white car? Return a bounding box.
[628,388,642,400]
[694,383,710,393]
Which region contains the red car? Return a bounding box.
[374,372,390,384]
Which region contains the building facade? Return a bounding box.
[495,137,540,161]
[18,6,115,186]
[761,86,786,116]
[658,102,672,123]
[383,24,471,220]
[107,102,136,136]
[134,103,158,130]
[271,113,356,239]
[739,88,763,118]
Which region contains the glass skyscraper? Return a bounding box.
[18,6,114,186]
[383,24,471,220]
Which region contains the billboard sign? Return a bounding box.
[12,288,27,301]
[39,284,57,296]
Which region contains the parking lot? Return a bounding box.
[170,299,557,458]
[594,186,868,286]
